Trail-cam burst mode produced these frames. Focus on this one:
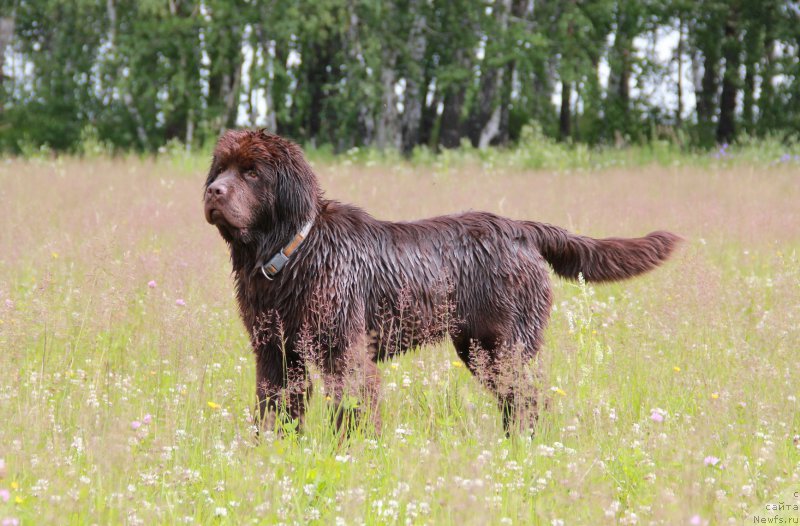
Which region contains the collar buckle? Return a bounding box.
[259,219,314,280]
[260,250,290,280]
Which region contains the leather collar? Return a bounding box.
[260,220,314,280]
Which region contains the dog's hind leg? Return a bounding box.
[452,334,542,436]
[494,345,544,436]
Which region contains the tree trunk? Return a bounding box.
[400,3,427,154]
[468,0,512,148]
[742,61,755,133]
[573,81,581,141]
[418,75,437,147]
[696,47,719,146]
[613,24,632,115]
[478,106,502,149]
[221,55,243,132]
[264,50,277,132]
[304,43,330,144]
[0,16,13,86]
[438,45,469,150]
[186,108,194,152]
[757,2,777,135]
[375,49,400,150]
[717,7,739,144]
[607,1,636,141]
[559,80,571,140]
[254,25,278,132]
[497,62,515,146]
[470,67,503,147]
[124,92,150,149]
[439,85,466,149]
[496,0,528,146]
[344,0,375,147]
[105,0,149,149]
[248,40,258,126]
[676,16,684,126]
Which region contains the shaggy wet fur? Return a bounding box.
[204,129,680,435]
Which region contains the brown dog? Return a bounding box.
[204,129,679,435]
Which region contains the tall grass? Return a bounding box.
[18,129,800,178]
[0,155,798,525]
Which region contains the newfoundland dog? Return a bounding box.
[204,129,679,435]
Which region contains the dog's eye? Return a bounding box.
[243,169,258,179]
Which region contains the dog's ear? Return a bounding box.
[258,136,320,228]
[271,140,321,226]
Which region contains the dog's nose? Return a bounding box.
[207,181,227,198]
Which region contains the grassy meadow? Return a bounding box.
[0,149,799,525]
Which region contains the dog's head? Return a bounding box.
[204,130,321,244]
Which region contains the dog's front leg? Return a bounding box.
[254,353,308,436]
[322,344,382,439]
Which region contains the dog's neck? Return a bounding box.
[229,209,319,280]
[258,219,314,280]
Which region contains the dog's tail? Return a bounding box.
[522,222,681,283]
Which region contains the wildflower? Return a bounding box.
[13,496,22,504]
[142,414,152,425]
[51,252,59,259]
[214,507,227,517]
[9,482,17,490]
[70,436,84,454]
[131,420,142,430]
[147,280,157,288]
[0,490,8,502]
[2,518,20,526]
[207,401,221,410]
[711,392,719,399]
[689,515,703,526]
[604,500,621,518]
[551,386,566,396]
[452,361,463,368]
[673,366,681,372]
[703,456,720,467]
[175,298,186,306]
[395,426,412,437]
[650,411,664,423]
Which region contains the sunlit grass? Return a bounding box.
[0,155,798,525]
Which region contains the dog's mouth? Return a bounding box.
[205,203,231,227]
[206,205,252,243]
[207,208,223,223]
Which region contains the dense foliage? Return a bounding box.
[1,0,798,154]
